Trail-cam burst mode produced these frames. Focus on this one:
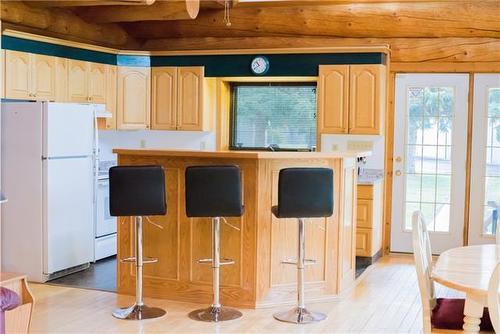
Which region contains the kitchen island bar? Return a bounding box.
[113,149,366,308]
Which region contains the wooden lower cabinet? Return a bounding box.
[356,182,383,258]
[117,66,151,130]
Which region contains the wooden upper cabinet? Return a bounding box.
[88,63,107,104]
[117,66,151,130]
[317,65,349,134]
[5,50,31,99]
[178,66,204,131]
[68,59,89,103]
[349,65,384,135]
[151,67,177,130]
[105,65,117,130]
[55,57,69,102]
[31,54,56,100]
[5,51,56,101]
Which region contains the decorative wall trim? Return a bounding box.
[2,31,387,76]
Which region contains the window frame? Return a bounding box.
[229,81,318,151]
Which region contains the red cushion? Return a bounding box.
[431,298,493,331]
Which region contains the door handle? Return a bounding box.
[395,170,402,176]
[395,156,402,163]
[0,194,8,204]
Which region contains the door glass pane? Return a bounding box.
[404,87,455,232]
[481,88,500,235]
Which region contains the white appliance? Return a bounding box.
[95,173,117,261]
[1,102,96,282]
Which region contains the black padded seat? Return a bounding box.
[109,165,166,217]
[185,165,244,218]
[272,167,334,219]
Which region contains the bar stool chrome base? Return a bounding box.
[273,307,327,324]
[112,304,166,320]
[188,306,242,322]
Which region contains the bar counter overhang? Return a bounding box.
[113,149,369,308]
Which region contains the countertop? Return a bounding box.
[113,148,372,159]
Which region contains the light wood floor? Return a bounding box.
[28,254,463,334]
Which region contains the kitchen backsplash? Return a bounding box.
[98,130,216,161]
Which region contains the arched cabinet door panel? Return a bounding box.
[152,67,178,130]
[117,66,151,130]
[349,65,384,135]
[32,54,56,101]
[5,50,31,99]
[317,65,350,134]
[177,66,204,131]
[88,63,107,104]
[68,60,89,103]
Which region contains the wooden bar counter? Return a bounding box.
[113,149,366,308]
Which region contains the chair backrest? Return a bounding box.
[109,165,166,217]
[488,262,500,333]
[185,165,244,218]
[412,210,436,334]
[274,167,333,218]
[496,223,500,245]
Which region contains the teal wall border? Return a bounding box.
[2,36,386,76]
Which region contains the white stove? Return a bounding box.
[94,161,117,261]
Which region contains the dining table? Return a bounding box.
[432,244,500,333]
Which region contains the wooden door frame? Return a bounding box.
[383,62,500,253]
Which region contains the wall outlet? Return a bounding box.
[347,140,373,151]
[140,139,146,148]
[200,141,206,151]
[331,144,339,151]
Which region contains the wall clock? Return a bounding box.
[250,56,270,75]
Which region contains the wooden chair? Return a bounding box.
[488,263,500,333]
[411,211,494,333]
[0,273,34,334]
[412,210,436,334]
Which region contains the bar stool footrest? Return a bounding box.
[197,258,235,265]
[281,258,317,266]
[120,257,158,264]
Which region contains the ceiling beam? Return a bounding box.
[124,2,500,39]
[1,1,134,47]
[141,36,500,63]
[76,0,200,23]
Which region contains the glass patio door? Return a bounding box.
[391,74,469,254]
[469,74,500,245]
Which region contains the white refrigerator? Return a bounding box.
[1,102,96,282]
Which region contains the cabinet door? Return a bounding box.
[349,65,384,135]
[356,199,373,229]
[317,65,349,134]
[1,50,6,98]
[5,50,31,99]
[68,60,89,103]
[88,63,107,104]
[117,66,151,130]
[105,65,117,130]
[151,67,178,130]
[55,57,68,102]
[32,54,56,100]
[177,66,204,131]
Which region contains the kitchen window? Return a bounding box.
[230,83,317,151]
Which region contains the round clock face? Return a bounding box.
[250,56,269,75]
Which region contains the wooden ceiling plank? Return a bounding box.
[76,0,200,22]
[25,0,157,7]
[124,2,500,39]
[141,36,500,63]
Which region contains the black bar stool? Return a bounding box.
[109,165,167,320]
[272,167,334,324]
[185,165,244,322]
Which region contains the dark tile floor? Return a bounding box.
[355,257,371,278]
[49,256,117,292]
[48,255,368,292]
